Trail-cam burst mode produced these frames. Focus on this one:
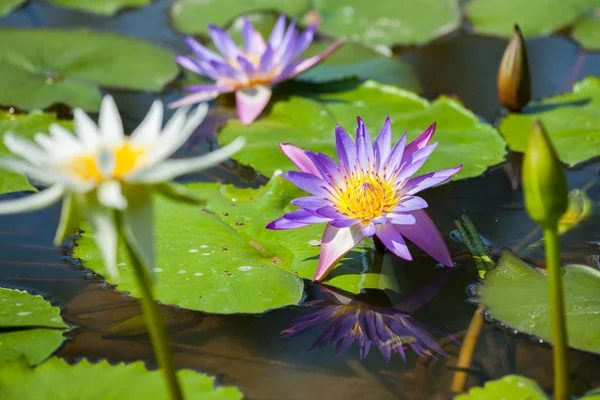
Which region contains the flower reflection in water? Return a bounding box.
[282,280,450,362]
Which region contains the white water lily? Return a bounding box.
[0,96,245,278]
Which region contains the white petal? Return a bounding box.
[119,189,154,274]
[0,158,60,184]
[3,133,47,165]
[0,184,64,215]
[146,103,208,164]
[130,100,164,146]
[73,109,99,151]
[97,180,127,209]
[49,124,80,149]
[127,136,246,183]
[95,147,116,179]
[99,95,124,145]
[84,206,119,280]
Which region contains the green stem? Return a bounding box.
[543,226,570,400]
[123,238,183,400]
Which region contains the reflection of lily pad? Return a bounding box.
[475,249,600,354]
[0,358,243,399]
[499,77,600,166]
[464,0,599,37]
[218,80,506,180]
[0,0,150,16]
[0,0,24,17]
[74,177,399,314]
[0,28,178,112]
[0,110,73,195]
[170,0,461,47]
[0,287,69,366]
[455,375,547,400]
[573,15,600,51]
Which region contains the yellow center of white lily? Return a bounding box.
[331,169,400,222]
[68,143,144,181]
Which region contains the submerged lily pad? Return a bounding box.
[455,375,547,400]
[170,0,460,47]
[0,111,73,194]
[464,0,600,37]
[0,358,243,399]
[0,28,178,112]
[572,14,600,51]
[499,77,600,166]
[475,249,600,354]
[218,80,506,180]
[74,177,399,314]
[0,287,69,365]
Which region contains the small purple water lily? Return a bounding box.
[266,117,462,281]
[170,14,344,124]
[282,284,448,362]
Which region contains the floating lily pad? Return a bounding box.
[0,110,73,194]
[0,0,24,17]
[464,0,600,38]
[44,0,151,16]
[573,14,600,51]
[0,357,243,400]
[170,0,461,47]
[0,28,178,112]
[218,80,506,180]
[475,249,600,354]
[499,77,600,166]
[0,287,69,366]
[454,375,547,400]
[74,177,399,314]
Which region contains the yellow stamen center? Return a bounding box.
[69,143,144,181]
[224,52,278,88]
[331,168,400,222]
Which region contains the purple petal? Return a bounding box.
[176,55,210,76]
[290,196,330,210]
[168,85,232,108]
[185,83,231,93]
[375,224,412,261]
[330,218,359,228]
[278,28,299,67]
[208,25,240,59]
[355,117,374,168]
[242,17,266,54]
[281,171,329,197]
[266,216,310,230]
[306,152,342,184]
[284,209,330,224]
[403,122,436,163]
[374,116,392,168]
[259,45,275,74]
[236,55,256,75]
[291,24,317,59]
[386,213,416,225]
[184,36,223,61]
[314,224,364,281]
[280,143,320,176]
[236,85,272,124]
[359,310,378,342]
[335,125,356,170]
[395,209,453,266]
[268,14,287,48]
[315,205,345,219]
[358,337,372,359]
[278,19,297,58]
[209,59,241,80]
[402,166,463,196]
[396,143,438,183]
[332,310,360,342]
[335,334,356,356]
[383,132,407,174]
[390,196,428,213]
[277,40,345,80]
[359,220,376,237]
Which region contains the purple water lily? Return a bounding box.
[282,284,448,362]
[169,14,344,124]
[266,117,462,281]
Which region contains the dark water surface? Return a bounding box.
[1,1,600,399]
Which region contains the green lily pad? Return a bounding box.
[44,0,151,16]
[218,80,506,180]
[74,177,399,314]
[0,28,178,112]
[0,287,69,366]
[475,249,600,354]
[170,0,461,47]
[454,375,547,400]
[0,0,24,17]
[0,357,243,399]
[0,110,73,195]
[499,77,600,166]
[464,0,600,38]
[573,14,600,51]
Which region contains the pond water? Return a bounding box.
[0,1,599,399]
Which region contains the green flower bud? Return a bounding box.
[522,120,568,227]
[498,25,531,112]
